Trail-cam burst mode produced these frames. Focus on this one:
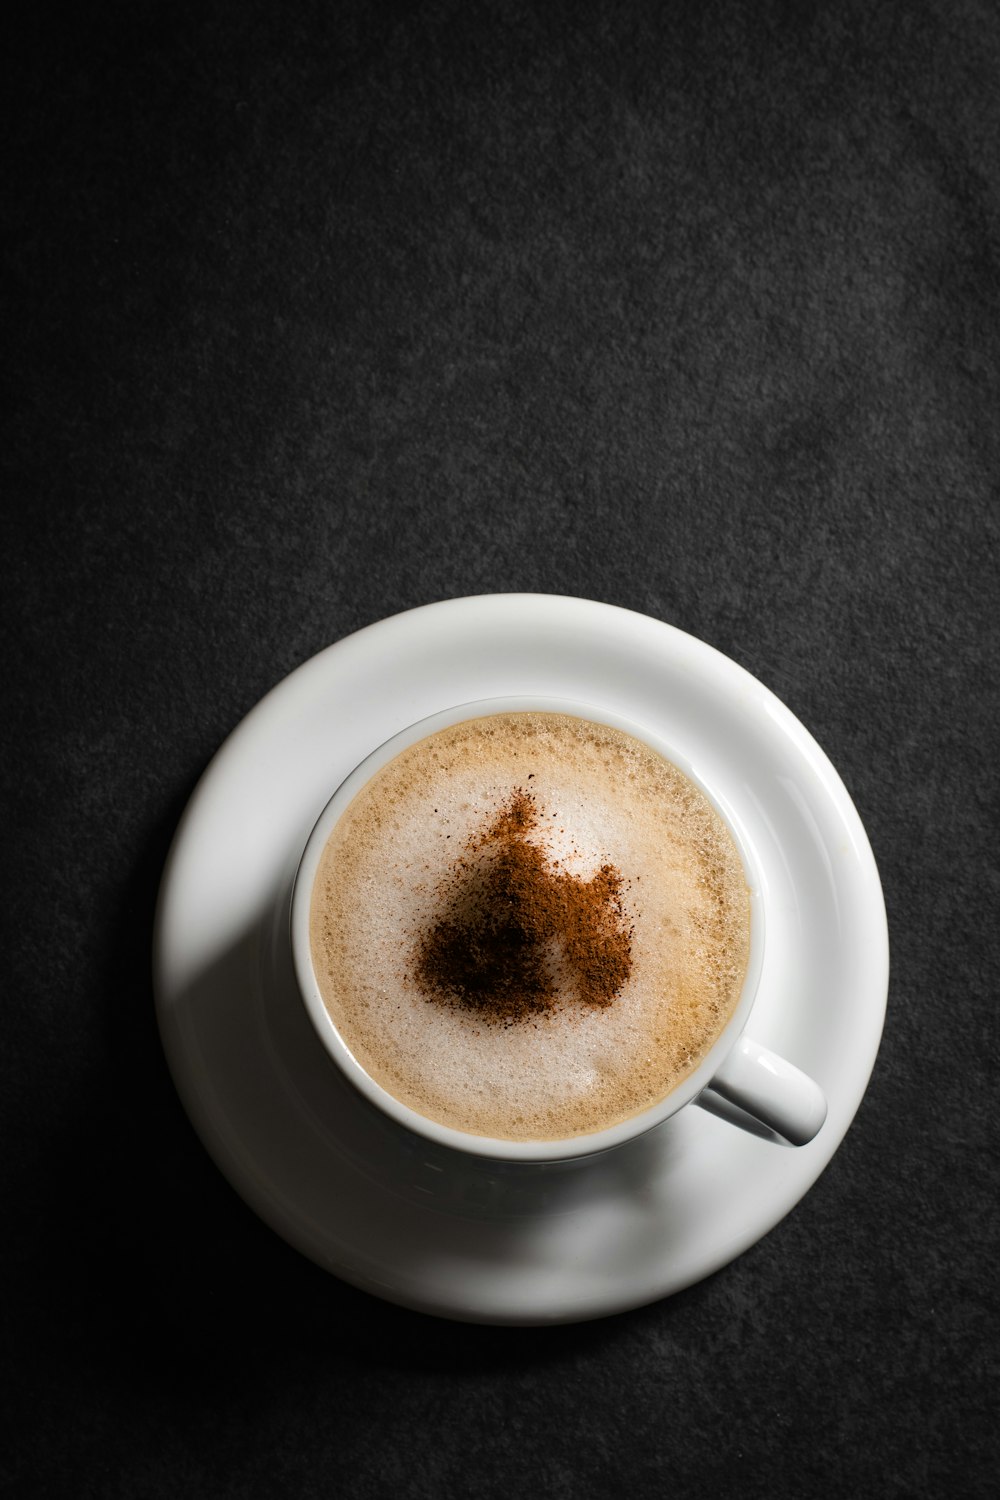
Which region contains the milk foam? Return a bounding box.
[309,712,750,1141]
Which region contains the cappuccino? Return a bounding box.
[309,712,750,1142]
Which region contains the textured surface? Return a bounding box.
[3,1,997,1495]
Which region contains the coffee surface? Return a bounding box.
[309,712,750,1141]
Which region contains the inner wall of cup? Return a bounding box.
[291,696,765,1160]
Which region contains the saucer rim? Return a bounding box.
[153,593,889,1324]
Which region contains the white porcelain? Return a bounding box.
[290,695,826,1160]
[153,595,888,1324]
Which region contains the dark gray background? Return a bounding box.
[4,1,997,1495]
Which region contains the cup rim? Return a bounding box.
[290,695,765,1162]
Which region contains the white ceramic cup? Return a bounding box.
[290,697,828,1162]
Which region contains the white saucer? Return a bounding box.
[153,595,888,1324]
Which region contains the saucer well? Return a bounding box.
[153,595,888,1324]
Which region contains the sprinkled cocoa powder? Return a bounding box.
[412,788,634,1022]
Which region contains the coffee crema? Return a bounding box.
[309,712,751,1141]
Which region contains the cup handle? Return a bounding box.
[697,1036,827,1146]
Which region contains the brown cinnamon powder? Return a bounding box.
[412,789,634,1023]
